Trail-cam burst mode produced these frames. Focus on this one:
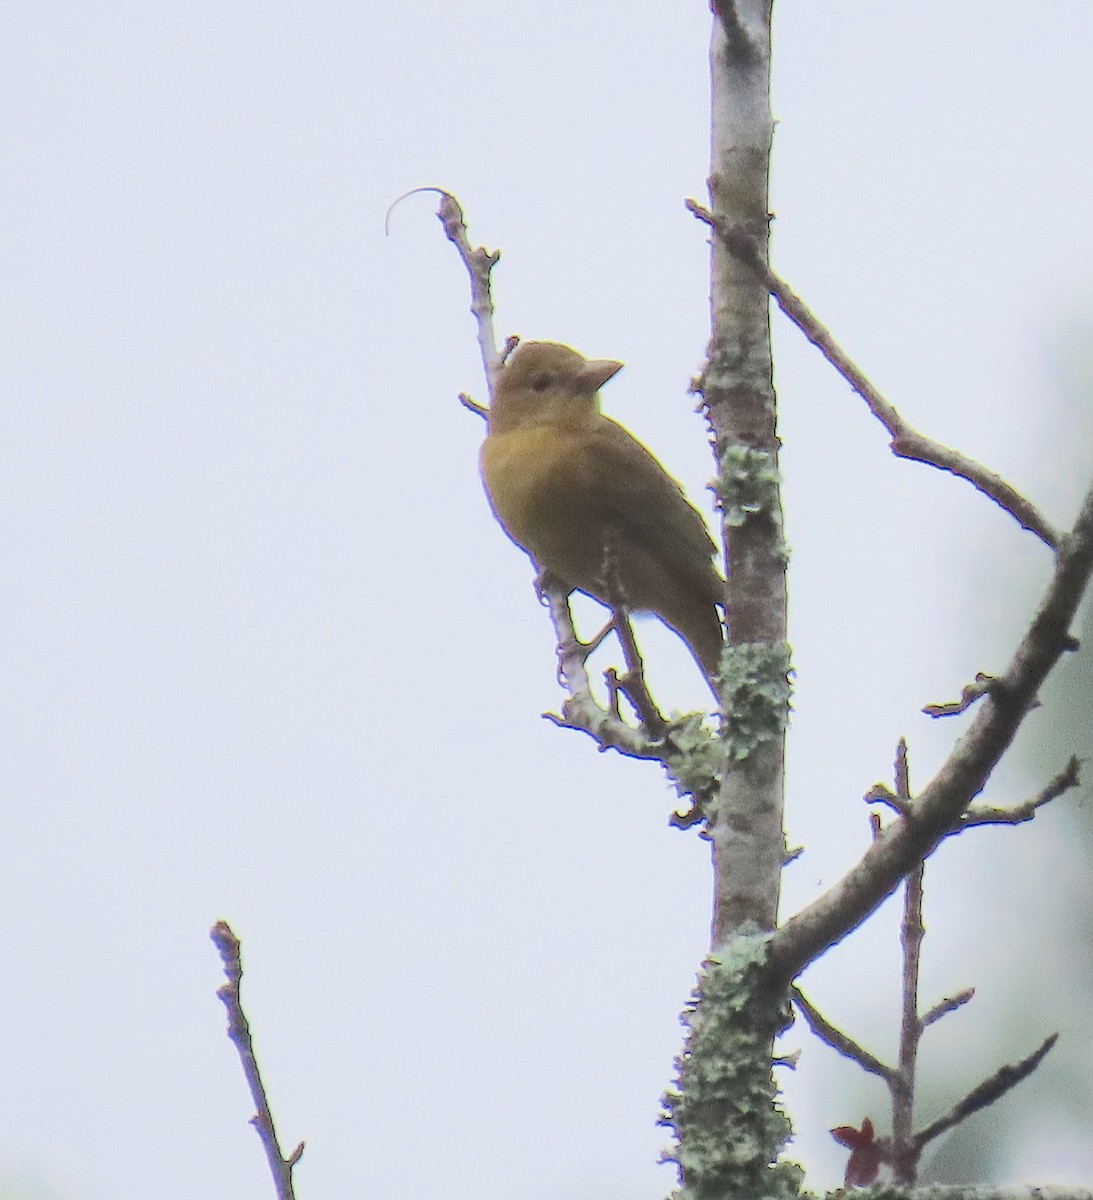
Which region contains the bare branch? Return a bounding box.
[804,736,1044,1186]
[959,755,1082,829]
[430,189,504,391]
[539,581,606,711]
[806,719,1050,1187]
[539,581,666,757]
[458,392,489,419]
[210,921,302,1200]
[792,988,894,1082]
[923,673,998,717]
[914,1034,1058,1150]
[686,201,1061,549]
[893,740,924,1178]
[386,186,503,397]
[771,476,1093,981]
[864,782,912,818]
[921,987,975,1029]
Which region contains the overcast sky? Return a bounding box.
[1,3,1092,1198]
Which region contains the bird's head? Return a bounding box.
[488,341,623,435]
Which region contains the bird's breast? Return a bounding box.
[479,425,598,576]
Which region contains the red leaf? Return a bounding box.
[830,1117,884,1187]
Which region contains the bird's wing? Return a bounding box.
[583,418,722,600]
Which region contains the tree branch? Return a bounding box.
[913,1034,1058,1151]
[771,477,1093,981]
[539,580,661,757]
[892,742,923,1181]
[958,755,1082,829]
[211,921,303,1200]
[920,987,975,1029]
[792,987,893,1082]
[922,672,998,718]
[686,202,1061,550]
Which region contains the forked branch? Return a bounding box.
[764,340,1093,979]
[800,746,1056,1185]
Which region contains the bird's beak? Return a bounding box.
[580,359,624,392]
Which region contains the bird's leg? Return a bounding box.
[611,610,666,734]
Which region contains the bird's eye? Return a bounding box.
[530,373,553,392]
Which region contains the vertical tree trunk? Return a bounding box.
[661,10,799,1200]
[702,0,788,949]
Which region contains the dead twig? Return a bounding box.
[920,988,975,1029]
[771,475,1093,980]
[923,673,998,717]
[539,580,665,759]
[458,392,489,419]
[686,201,1061,550]
[913,1034,1058,1151]
[807,742,1058,1184]
[210,921,303,1200]
[959,755,1081,829]
[792,988,893,1082]
[864,782,913,819]
[386,187,504,393]
[892,742,922,1182]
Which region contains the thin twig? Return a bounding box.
[922,673,998,718]
[864,782,912,818]
[210,921,302,1200]
[604,668,625,720]
[792,988,894,1082]
[431,190,504,391]
[540,578,594,700]
[959,755,1082,829]
[458,392,489,419]
[913,1034,1058,1150]
[893,741,923,1183]
[385,186,503,396]
[686,200,1061,549]
[920,988,975,1029]
[539,580,662,760]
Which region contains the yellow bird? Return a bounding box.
[479,340,724,686]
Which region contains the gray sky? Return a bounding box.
[1,2,1092,1198]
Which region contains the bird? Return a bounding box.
[478,340,724,689]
